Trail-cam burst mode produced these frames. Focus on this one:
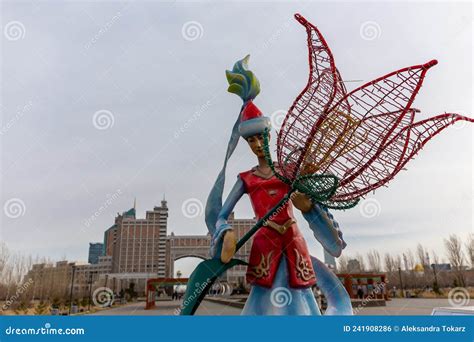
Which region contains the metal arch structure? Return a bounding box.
[277,13,474,206]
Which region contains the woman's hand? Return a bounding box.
[291,191,313,213]
[221,229,237,263]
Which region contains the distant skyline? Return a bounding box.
[1,1,472,276]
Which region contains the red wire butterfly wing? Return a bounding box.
[277,14,350,182]
[334,112,474,201]
[276,13,434,202]
[277,14,473,205]
[393,113,474,170]
[322,61,438,201]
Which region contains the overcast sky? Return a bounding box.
[1,1,472,275]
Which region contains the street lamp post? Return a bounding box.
[68,265,77,315]
[88,272,94,311]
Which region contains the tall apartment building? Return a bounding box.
[88,242,104,264]
[103,224,118,257]
[111,200,168,277]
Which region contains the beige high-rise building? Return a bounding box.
[111,200,168,277]
[24,205,256,298]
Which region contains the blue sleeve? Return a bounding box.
[209,176,245,258]
[302,204,346,257]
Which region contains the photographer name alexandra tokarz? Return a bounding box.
[401,325,466,333]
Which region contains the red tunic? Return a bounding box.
[239,168,316,289]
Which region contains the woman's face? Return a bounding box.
[246,133,268,158]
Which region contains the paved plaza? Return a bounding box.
[91,298,461,316]
[90,299,241,316]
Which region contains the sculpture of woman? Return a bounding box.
[206,56,351,315]
[183,13,472,316]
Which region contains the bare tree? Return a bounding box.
[431,250,440,265]
[337,255,349,273]
[394,254,402,270]
[384,253,396,273]
[0,242,10,276]
[408,249,415,270]
[367,250,382,272]
[444,234,466,287]
[416,244,428,269]
[402,253,409,271]
[402,249,415,272]
[355,253,366,272]
[0,243,36,302]
[430,250,441,293]
[465,233,474,269]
